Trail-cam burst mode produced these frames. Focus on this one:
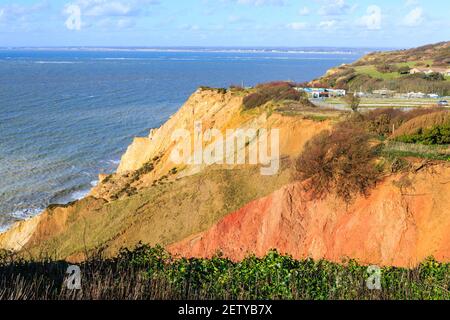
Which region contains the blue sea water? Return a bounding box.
[0,48,364,231]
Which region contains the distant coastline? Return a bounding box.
[0,46,383,55]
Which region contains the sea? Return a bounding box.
[0,47,367,232]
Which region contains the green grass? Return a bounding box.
[353,60,443,81]
[396,60,433,68]
[382,141,450,161]
[354,65,400,80]
[1,245,449,300]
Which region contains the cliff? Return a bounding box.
[0,88,331,260]
[1,79,449,267]
[169,162,450,267]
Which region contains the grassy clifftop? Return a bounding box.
[310,41,450,95]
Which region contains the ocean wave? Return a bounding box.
[7,208,42,220]
[108,159,121,165]
[0,207,43,233]
[68,189,91,201]
[34,61,81,64]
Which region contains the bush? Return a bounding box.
[294,124,380,203]
[1,245,449,300]
[391,111,450,144]
[365,109,404,137]
[344,94,361,112]
[364,108,446,138]
[229,84,245,92]
[395,124,450,145]
[398,65,411,74]
[424,72,445,81]
[243,82,306,109]
[243,92,269,109]
[376,63,396,73]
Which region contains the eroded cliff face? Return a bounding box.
[89,88,330,200]
[117,88,244,174]
[3,87,449,267]
[0,88,330,259]
[169,163,450,268]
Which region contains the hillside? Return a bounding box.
[170,163,450,267]
[0,87,333,261]
[310,41,450,95]
[1,44,450,268]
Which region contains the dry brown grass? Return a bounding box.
[391,111,450,139]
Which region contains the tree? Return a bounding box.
[397,65,411,75]
[344,94,361,112]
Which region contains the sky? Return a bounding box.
[0,0,449,48]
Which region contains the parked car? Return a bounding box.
[438,100,448,106]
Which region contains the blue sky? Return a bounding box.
[0,0,449,48]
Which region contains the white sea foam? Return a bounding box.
[108,159,121,165]
[34,61,80,64]
[69,189,91,201]
[0,207,43,233]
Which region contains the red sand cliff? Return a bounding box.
[169,163,450,267]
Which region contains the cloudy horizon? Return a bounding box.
[0,0,449,48]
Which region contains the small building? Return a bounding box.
[373,89,396,98]
[406,92,426,99]
[410,67,450,76]
[328,89,346,97]
[296,87,346,99]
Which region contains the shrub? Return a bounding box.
[229,84,245,92]
[294,124,380,203]
[243,82,306,109]
[344,94,361,112]
[395,124,450,145]
[2,245,448,300]
[391,111,450,144]
[243,92,269,109]
[365,109,404,137]
[398,65,411,74]
[376,63,396,73]
[199,86,228,94]
[424,72,445,81]
[364,108,446,138]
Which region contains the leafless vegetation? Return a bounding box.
[243,82,307,109]
[294,123,380,203]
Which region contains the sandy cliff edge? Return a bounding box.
[169,163,450,267]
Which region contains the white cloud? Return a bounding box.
[404,0,419,7]
[286,22,307,30]
[228,15,252,24]
[62,0,159,30]
[84,2,132,17]
[359,5,382,30]
[180,24,200,31]
[0,2,48,22]
[318,0,350,16]
[232,0,286,6]
[97,17,134,29]
[319,20,337,29]
[299,6,309,16]
[402,7,423,27]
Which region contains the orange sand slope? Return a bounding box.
[170,163,450,268]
